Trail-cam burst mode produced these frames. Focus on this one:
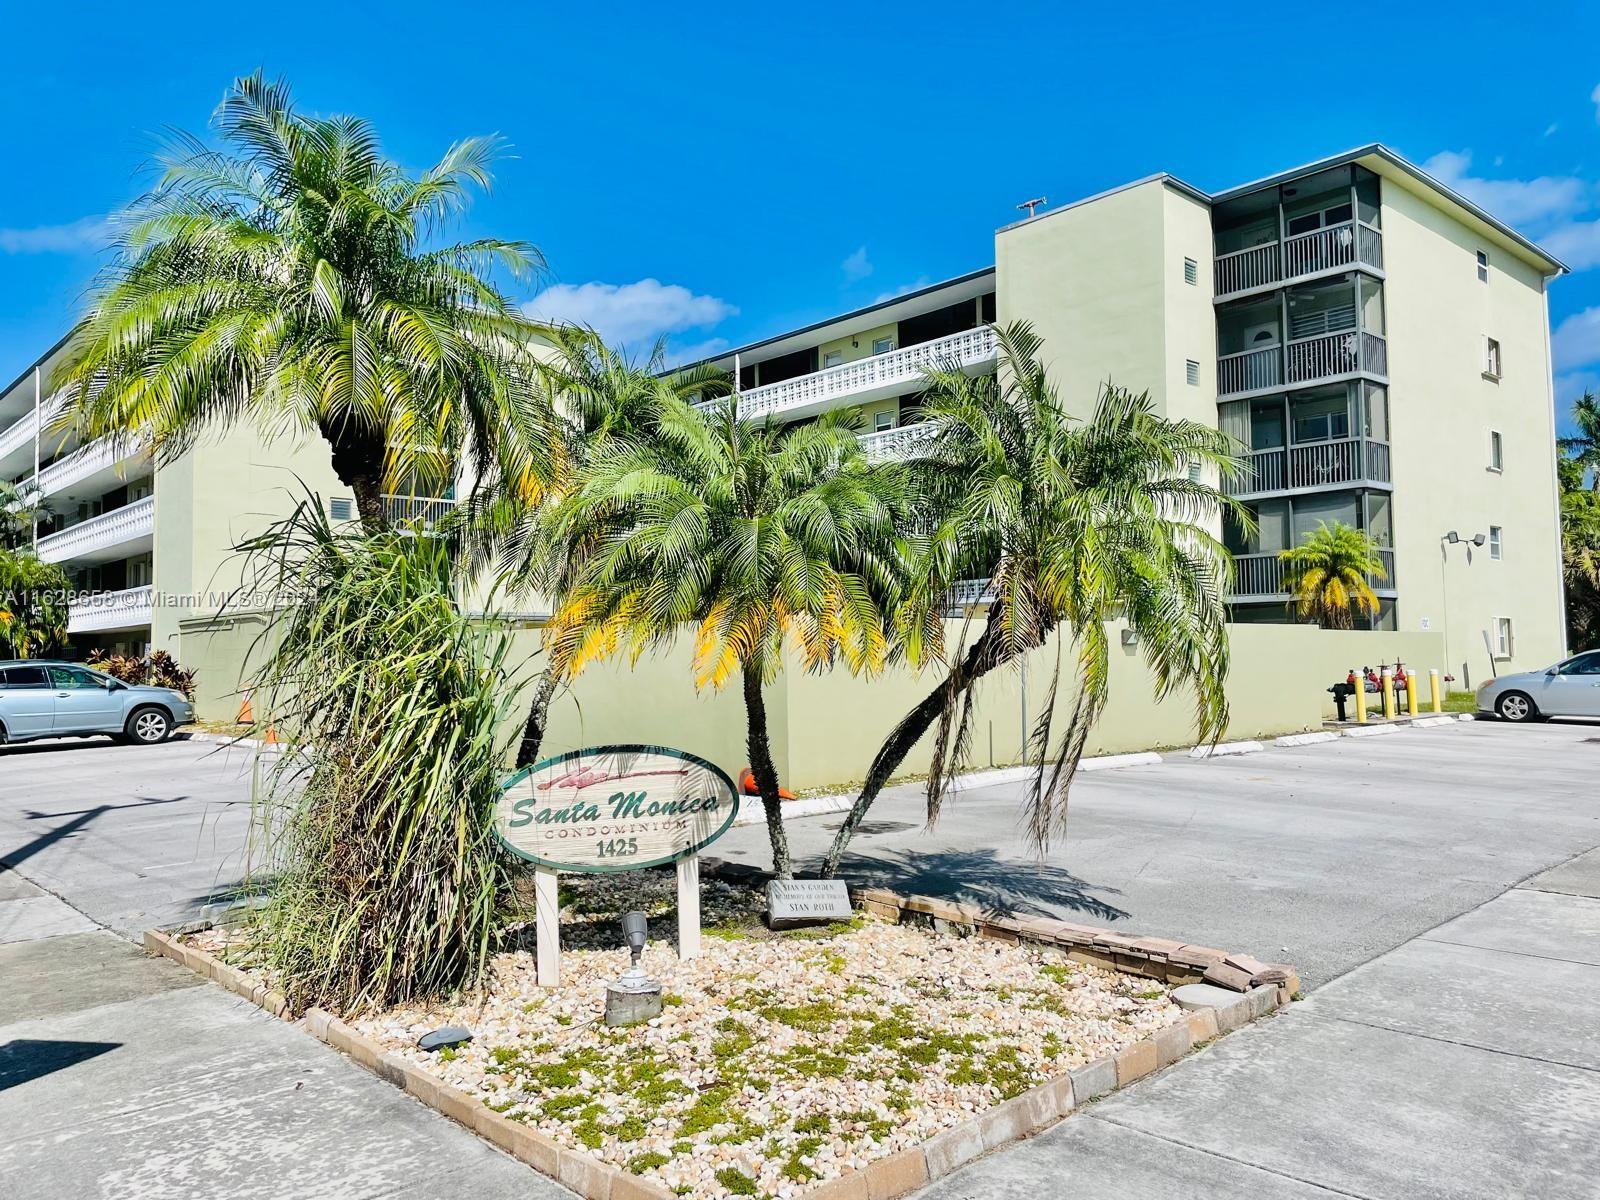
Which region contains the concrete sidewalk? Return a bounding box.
[917,847,1600,1199]
[0,867,570,1199]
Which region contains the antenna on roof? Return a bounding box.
[1016,196,1047,218]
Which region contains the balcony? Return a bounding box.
[1230,547,1396,600]
[1226,438,1392,498]
[857,423,934,463]
[383,494,457,529]
[1219,331,1388,399]
[35,435,150,501]
[1215,220,1384,300]
[0,406,39,474]
[67,585,154,634]
[730,326,999,423]
[37,496,155,564]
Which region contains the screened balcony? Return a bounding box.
[1212,164,1384,300]
[1220,384,1392,498]
[1224,489,1396,601]
[1216,275,1387,400]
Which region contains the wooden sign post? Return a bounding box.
[494,745,740,988]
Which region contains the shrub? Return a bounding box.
[244,501,523,1014]
[87,649,197,699]
[0,549,69,657]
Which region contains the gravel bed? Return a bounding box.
[330,872,1181,1198]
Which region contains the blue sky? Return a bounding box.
[4,1,1600,436]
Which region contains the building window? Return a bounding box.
[1494,616,1514,658]
[1489,430,1504,472]
[1183,257,1198,285]
[1476,250,1488,282]
[1187,463,1202,482]
[823,350,843,369]
[1484,337,1501,379]
[872,336,894,355]
[1489,525,1503,559]
[329,497,354,521]
[873,410,895,433]
[1185,359,1200,386]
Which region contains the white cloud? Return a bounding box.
[0,215,111,254]
[663,337,731,368]
[1552,306,1600,372]
[1421,151,1589,228]
[872,276,932,305]
[1542,220,1600,270]
[841,246,873,283]
[524,279,737,350]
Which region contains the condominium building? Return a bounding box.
[0,143,1568,718]
[687,145,1569,685]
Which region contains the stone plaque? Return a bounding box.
[766,879,853,929]
[496,744,739,873]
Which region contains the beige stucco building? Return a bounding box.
[0,144,1570,745]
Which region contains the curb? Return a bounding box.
[1343,724,1401,738]
[146,895,1294,1200]
[1186,740,1263,759]
[1274,731,1340,747]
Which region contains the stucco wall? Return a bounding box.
[1380,182,1567,683]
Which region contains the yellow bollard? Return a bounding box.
[1406,673,1420,717]
[1355,676,1368,723]
[1429,668,1443,714]
[1382,668,1397,720]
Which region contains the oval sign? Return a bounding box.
[494,744,740,873]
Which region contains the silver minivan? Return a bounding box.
[0,660,194,746]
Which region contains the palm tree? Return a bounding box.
[1278,521,1383,630]
[819,322,1242,877]
[54,73,554,532]
[0,481,47,551]
[461,326,731,768]
[0,549,71,658]
[1560,391,1600,488]
[541,396,908,877]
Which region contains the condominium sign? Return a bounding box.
[495,744,739,872]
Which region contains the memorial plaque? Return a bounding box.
[495,744,739,872]
[766,878,853,929]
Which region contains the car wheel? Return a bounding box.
[125,707,173,745]
[1495,691,1538,723]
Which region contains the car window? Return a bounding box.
[0,666,50,690]
[1560,652,1600,676]
[49,666,107,690]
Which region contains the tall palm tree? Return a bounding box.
[54,73,554,532]
[1279,521,1383,630]
[541,396,908,877]
[1560,391,1600,488]
[461,326,731,767]
[819,322,1242,877]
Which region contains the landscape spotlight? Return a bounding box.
[1444,531,1460,544]
[1470,533,1486,547]
[621,910,649,973]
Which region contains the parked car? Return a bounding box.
[0,660,194,746]
[1476,650,1600,722]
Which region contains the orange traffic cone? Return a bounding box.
[263,724,280,746]
[739,767,797,801]
[237,687,254,726]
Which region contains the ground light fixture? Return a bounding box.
[604,910,663,1026]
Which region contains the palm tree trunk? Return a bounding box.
[326,427,390,534]
[515,668,561,769]
[819,608,1013,879]
[740,661,792,879]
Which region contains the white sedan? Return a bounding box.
[1476,650,1600,722]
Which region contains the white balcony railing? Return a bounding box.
[1217,345,1283,396]
[0,407,39,462]
[1225,438,1393,496]
[35,435,149,499]
[1231,547,1396,598]
[36,495,155,563]
[1219,330,1388,399]
[857,423,935,462]
[1214,221,1383,298]
[729,326,1000,423]
[67,585,154,633]
[383,494,457,528]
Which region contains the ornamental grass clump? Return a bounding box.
[245,501,523,1015]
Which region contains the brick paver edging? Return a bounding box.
[143,893,1297,1200]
